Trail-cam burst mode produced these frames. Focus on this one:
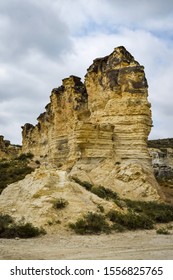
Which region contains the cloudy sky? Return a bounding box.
[0,0,173,144]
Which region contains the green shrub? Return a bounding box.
[107,210,154,230]
[91,186,108,199]
[81,181,93,191]
[1,223,46,238]
[114,199,126,209]
[53,198,69,209]
[0,214,46,238]
[72,177,93,191]
[91,185,118,200]
[72,178,119,201]
[17,153,34,161]
[107,209,119,222]
[0,214,14,234]
[0,162,10,168]
[13,166,33,176]
[0,159,34,194]
[124,199,173,223]
[156,227,170,235]
[97,204,105,213]
[69,212,110,234]
[0,214,14,225]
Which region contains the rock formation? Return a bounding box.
[0,46,166,229]
[21,46,160,200]
[22,47,152,167]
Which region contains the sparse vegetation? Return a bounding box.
[72,177,93,191]
[107,210,154,230]
[91,185,119,200]
[0,214,46,238]
[69,178,173,234]
[69,212,110,234]
[123,199,173,223]
[16,153,34,161]
[72,177,119,200]
[0,157,34,194]
[69,183,173,234]
[97,204,105,213]
[53,198,69,209]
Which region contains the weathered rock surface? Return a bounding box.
[0,166,117,230]
[22,47,152,165]
[148,139,173,203]
[21,46,161,201]
[0,46,166,228]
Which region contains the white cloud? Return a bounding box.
[0,0,73,62]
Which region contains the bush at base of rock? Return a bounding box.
[69,212,110,235]
[0,214,46,239]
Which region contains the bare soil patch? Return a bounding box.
[0,229,173,260]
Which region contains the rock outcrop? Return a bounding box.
[0,135,21,159]
[21,46,160,201]
[0,166,118,230]
[22,47,152,167]
[148,139,173,203]
[0,46,165,229]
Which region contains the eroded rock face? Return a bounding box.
[0,46,165,229]
[148,139,173,203]
[22,47,151,163]
[21,46,160,201]
[85,46,152,162]
[0,166,117,230]
[22,76,88,165]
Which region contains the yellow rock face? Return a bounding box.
[21,46,161,200]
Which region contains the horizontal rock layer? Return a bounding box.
[1,46,170,230]
[20,46,161,201]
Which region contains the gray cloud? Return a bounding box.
[0,0,72,62]
[0,0,74,143]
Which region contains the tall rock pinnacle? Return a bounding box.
[21,46,161,200]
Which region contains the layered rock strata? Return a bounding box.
[21,46,161,201]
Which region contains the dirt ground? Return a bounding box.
[0,228,173,260]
